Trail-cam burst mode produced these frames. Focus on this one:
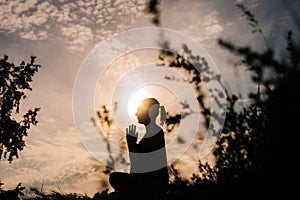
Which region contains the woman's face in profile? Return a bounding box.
[135,99,159,125]
[135,101,149,125]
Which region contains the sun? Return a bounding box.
[128,88,150,120]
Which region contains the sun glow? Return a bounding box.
[128,88,150,120]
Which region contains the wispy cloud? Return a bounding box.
[0,126,104,194]
[183,10,223,46]
[0,0,146,52]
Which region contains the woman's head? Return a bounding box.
[135,98,166,126]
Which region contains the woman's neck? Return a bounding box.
[145,122,160,137]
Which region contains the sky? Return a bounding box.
[0,0,299,197]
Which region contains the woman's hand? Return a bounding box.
[126,124,138,147]
[126,124,138,137]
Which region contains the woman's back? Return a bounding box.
[127,127,169,184]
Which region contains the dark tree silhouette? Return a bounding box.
[211,29,299,197]
[144,0,299,198]
[0,55,41,162]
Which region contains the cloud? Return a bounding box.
[0,0,146,53]
[0,125,105,194]
[183,10,223,46]
[61,24,94,52]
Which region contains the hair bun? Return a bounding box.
[160,106,166,126]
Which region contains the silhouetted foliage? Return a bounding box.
[0,181,24,200]
[158,47,226,136]
[0,55,41,162]
[25,188,92,200]
[0,181,109,200]
[144,0,161,26]
[195,3,299,198]
[145,1,299,198]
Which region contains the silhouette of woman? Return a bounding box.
[108,98,169,200]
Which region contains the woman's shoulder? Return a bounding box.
[155,126,164,135]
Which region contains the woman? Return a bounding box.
[109,98,169,200]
